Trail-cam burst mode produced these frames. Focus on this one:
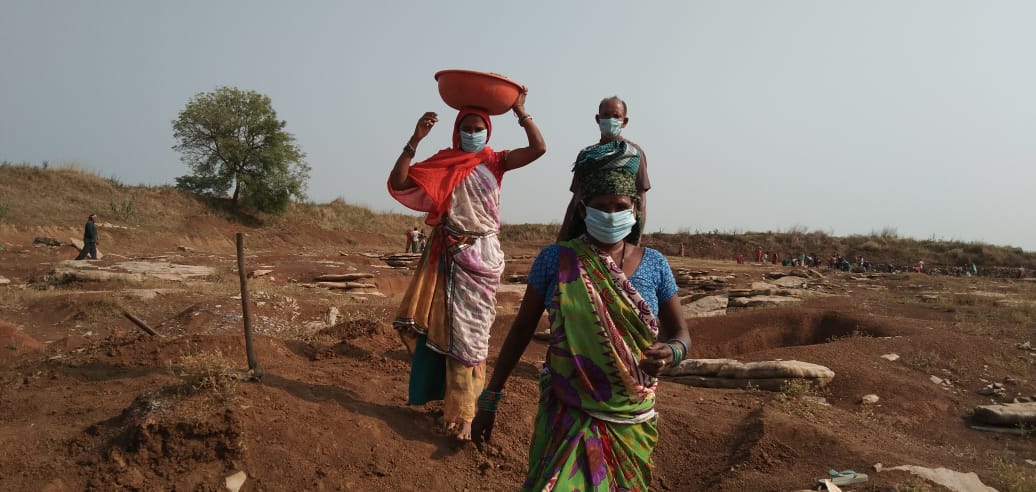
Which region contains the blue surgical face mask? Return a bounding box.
[584,205,636,244]
[598,117,623,138]
[459,130,487,153]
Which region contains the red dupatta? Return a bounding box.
[388,108,494,225]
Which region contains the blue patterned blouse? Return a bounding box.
[526,244,679,316]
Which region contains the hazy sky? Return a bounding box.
[3,1,1034,251]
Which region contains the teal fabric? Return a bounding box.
[408,334,446,405]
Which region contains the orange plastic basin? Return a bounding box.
[434,69,523,115]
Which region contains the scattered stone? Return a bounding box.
[33,236,61,246]
[929,375,944,385]
[0,276,9,286]
[1004,377,1018,385]
[225,470,247,492]
[978,383,1007,397]
[860,394,880,405]
[880,353,900,361]
[1018,341,1032,350]
[249,269,273,278]
[176,245,194,252]
[918,294,941,303]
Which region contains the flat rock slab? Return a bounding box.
[973,401,1036,426]
[666,358,834,390]
[54,260,213,282]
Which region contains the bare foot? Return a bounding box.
[454,421,472,441]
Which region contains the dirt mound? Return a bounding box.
[73,390,243,490]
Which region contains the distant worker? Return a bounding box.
[409,227,421,253]
[755,247,763,263]
[417,229,427,252]
[404,228,413,253]
[74,213,99,260]
[558,96,650,245]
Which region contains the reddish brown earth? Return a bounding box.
[1,226,1034,491]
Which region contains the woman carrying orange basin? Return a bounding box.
[388,90,546,441]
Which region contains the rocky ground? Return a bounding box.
[1,229,1035,491]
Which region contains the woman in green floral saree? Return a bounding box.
[472,143,691,491]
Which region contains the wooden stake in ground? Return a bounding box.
[122,310,160,337]
[236,232,262,380]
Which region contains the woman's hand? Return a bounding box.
[640,342,676,377]
[413,112,438,141]
[511,88,528,117]
[471,409,496,451]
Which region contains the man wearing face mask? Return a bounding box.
[557,96,650,244]
[388,92,546,442]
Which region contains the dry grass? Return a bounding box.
[771,379,832,421]
[0,162,207,232]
[988,455,1036,491]
[169,344,239,401]
[286,198,422,235]
[499,223,558,244]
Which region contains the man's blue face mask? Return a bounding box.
[598,117,623,138]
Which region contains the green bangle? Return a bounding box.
[667,344,680,364]
[667,339,688,361]
[478,389,503,413]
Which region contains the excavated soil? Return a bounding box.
[1,230,1034,491]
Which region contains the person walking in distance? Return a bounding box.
[74,213,99,260]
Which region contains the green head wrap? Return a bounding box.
[573,141,640,200]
